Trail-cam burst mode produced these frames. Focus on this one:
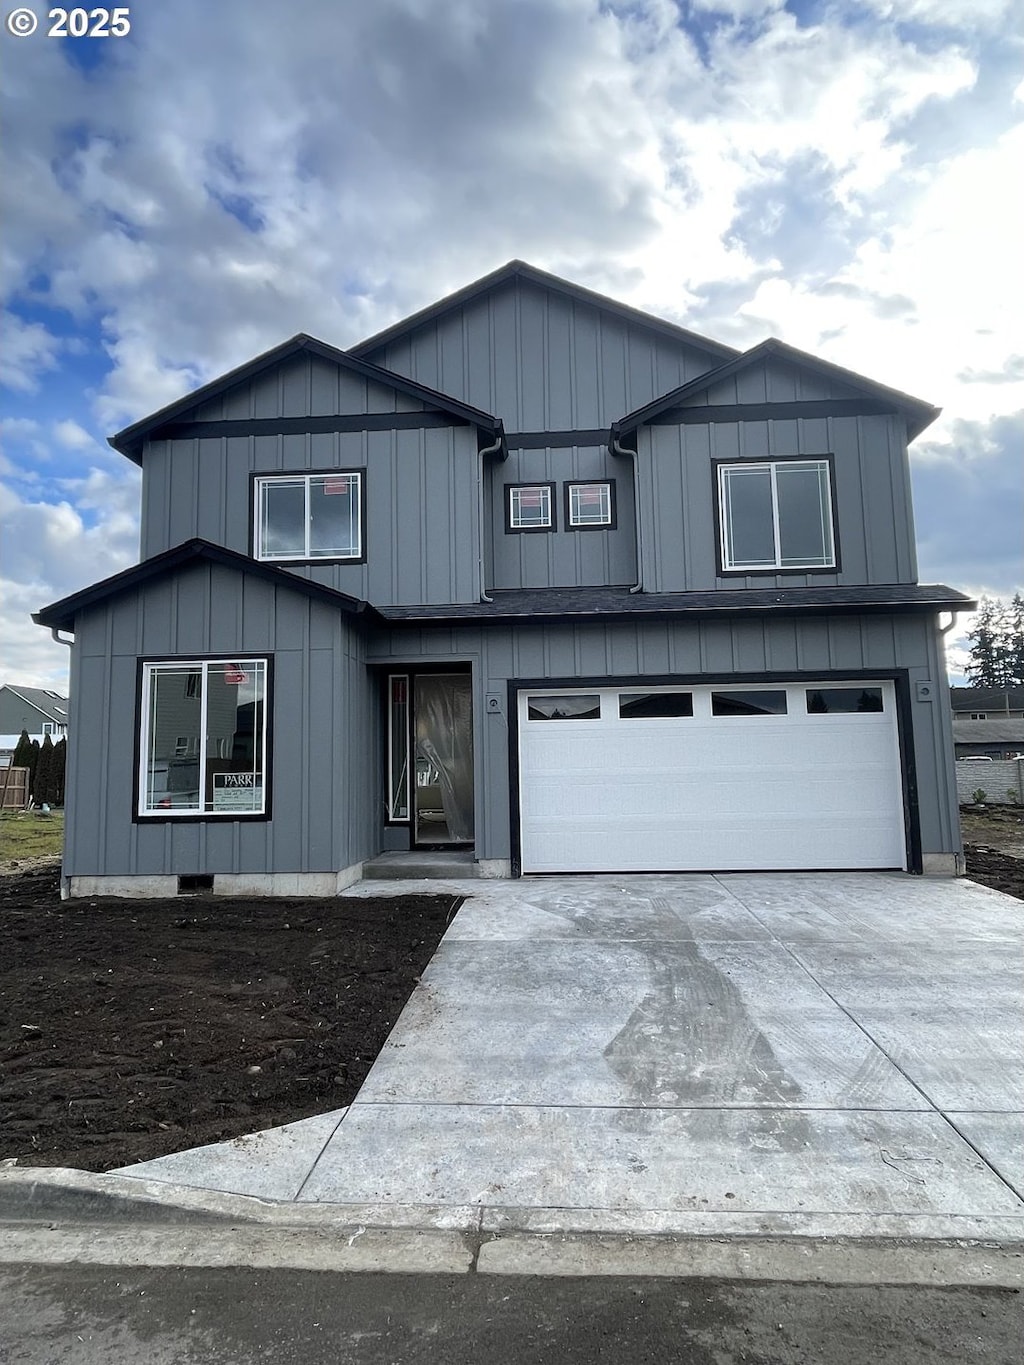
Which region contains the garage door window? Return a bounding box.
[527,694,600,720]
[711,690,788,716]
[718,459,835,572]
[618,692,693,718]
[807,687,884,713]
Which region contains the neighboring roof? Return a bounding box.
[0,685,69,723]
[950,686,1024,712]
[109,335,503,463]
[33,540,378,634]
[613,338,941,442]
[951,719,1024,744]
[378,583,975,626]
[350,260,738,364]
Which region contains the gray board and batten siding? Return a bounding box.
[355,278,921,595]
[355,275,729,435]
[64,561,378,882]
[140,352,485,607]
[635,355,919,592]
[486,444,636,591]
[59,554,961,879]
[370,612,959,873]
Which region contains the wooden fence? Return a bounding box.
[0,766,29,810]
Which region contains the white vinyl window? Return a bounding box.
[139,659,268,817]
[567,481,613,528]
[508,484,554,531]
[255,472,362,561]
[718,459,835,571]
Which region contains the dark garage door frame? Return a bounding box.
[506,668,921,877]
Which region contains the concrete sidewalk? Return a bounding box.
[98,871,1024,1245]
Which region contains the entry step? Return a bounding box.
[362,851,481,880]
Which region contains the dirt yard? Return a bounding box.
[0,869,456,1172]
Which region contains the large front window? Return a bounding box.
[718,459,835,572]
[139,660,268,817]
[255,471,363,561]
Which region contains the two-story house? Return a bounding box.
[35,261,973,897]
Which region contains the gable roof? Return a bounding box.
[951,718,1024,743]
[613,338,941,441]
[109,335,503,463]
[0,685,69,723]
[350,259,739,364]
[33,540,379,635]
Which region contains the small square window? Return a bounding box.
[507,483,555,532]
[566,481,614,529]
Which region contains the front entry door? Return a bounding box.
[413,673,474,847]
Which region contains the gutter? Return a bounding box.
[476,428,506,603]
[609,430,643,593]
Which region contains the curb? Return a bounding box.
[2,1169,1024,1286]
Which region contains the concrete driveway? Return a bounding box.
[118,872,1024,1241]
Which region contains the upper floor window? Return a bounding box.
[507,483,555,533]
[566,481,615,530]
[717,458,836,573]
[254,471,363,562]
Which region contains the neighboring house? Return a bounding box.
[949,687,1024,721]
[949,688,1024,759]
[34,260,973,897]
[0,684,69,766]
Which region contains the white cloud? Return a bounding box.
[0,315,62,392]
[52,419,97,451]
[0,0,1021,685]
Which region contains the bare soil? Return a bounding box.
[0,868,457,1172]
[959,805,1024,902]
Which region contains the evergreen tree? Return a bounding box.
[966,594,1024,688]
[28,740,40,801]
[53,737,67,806]
[11,729,33,772]
[966,597,1001,686]
[1010,593,1024,688]
[34,734,56,805]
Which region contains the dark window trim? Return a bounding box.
[711,453,842,578]
[132,654,275,825]
[383,671,411,826]
[505,481,557,534]
[373,662,476,838]
[564,479,617,532]
[506,669,918,877]
[249,467,368,566]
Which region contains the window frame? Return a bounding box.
[134,655,273,823]
[564,480,616,531]
[251,469,366,565]
[713,454,839,575]
[505,482,557,534]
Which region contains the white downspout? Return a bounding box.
[610,433,643,593]
[477,430,504,603]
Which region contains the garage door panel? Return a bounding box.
[518,682,905,873]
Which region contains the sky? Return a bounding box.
[1,0,1022,692]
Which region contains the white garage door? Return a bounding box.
[518,682,906,873]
